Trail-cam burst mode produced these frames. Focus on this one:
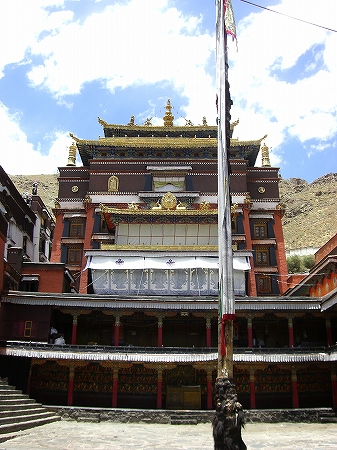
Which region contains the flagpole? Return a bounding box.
[213,1,246,448]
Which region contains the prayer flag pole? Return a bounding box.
[212,2,246,448]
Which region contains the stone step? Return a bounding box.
[0,431,22,444]
[0,415,60,436]
[0,398,37,407]
[0,411,57,426]
[0,386,21,392]
[170,412,199,425]
[318,409,337,423]
[0,406,51,419]
[320,416,337,423]
[0,392,28,400]
[171,418,198,425]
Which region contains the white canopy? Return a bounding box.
[85,255,250,271]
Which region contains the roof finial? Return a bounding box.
[261,142,271,167]
[163,99,174,127]
[128,115,135,126]
[67,142,77,166]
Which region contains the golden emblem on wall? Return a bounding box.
[108,175,119,192]
[258,186,266,194]
[161,192,177,210]
[71,185,79,192]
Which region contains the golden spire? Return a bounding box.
[163,99,174,127]
[261,141,271,167]
[67,142,77,166]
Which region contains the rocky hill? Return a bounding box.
[279,173,337,251]
[9,172,337,253]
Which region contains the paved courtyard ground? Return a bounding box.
[1,421,337,449]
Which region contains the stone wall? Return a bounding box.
[46,406,331,424]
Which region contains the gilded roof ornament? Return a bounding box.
[261,141,271,167]
[163,99,174,127]
[230,119,239,130]
[202,116,208,126]
[69,132,80,142]
[200,200,211,211]
[128,115,135,126]
[161,192,177,210]
[67,142,77,166]
[185,119,194,126]
[128,202,139,210]
[98,117,108,127]
[144,117,152,126]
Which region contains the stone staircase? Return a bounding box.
[318,408,337,423]
[0,377,60,442]
[170,411,199,425]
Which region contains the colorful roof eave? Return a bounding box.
[100,205,218,217]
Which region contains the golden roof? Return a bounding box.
[70,133,265,150]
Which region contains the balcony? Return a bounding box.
[1,341,336,365]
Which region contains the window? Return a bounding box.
[24,321,33,338]
[20,279,39,292]
[257,275,271,294]
[256,249,269,266]
[70,222,84,238]
[67,248,82,265]
[254,223,267,239]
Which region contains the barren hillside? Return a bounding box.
[9,172,337,252]
[279,173,337,251]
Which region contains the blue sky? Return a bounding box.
[0,0,336,182]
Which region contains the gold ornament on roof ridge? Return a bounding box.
[261,141,271,167]
[163,99,174,127]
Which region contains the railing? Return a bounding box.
[0,340,335,356]
[0,341,217,354]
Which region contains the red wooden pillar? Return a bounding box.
[112,368,118,407]
[288,316,294,348]
[67,366,75,406]
[50,212,64,263]
[157,369,163,409]
[206,317,212,348]
[331,369,337,408]
[291,367,299,408]
[242,206,257,296]
[326,317,333,347]
[272,211,288,294]
[71,314,78,345]
[158,317,163,347]
[247,316,253,348]
[207,370,213,410]
[249,368,256,409]
[114,316,120,346]
[79,205,96,294]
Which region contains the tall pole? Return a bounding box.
[212,2,246,449]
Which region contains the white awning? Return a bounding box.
[85,255,250,271]
[21,276,39,282]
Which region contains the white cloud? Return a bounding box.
[0,102,71,175]
[228,0,337,164]
[0,0,68,77]
[25,0,216,124]
[1,0,336,176]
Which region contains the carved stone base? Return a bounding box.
[212,377,246,450]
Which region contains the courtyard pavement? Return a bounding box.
[1,421,337,449]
